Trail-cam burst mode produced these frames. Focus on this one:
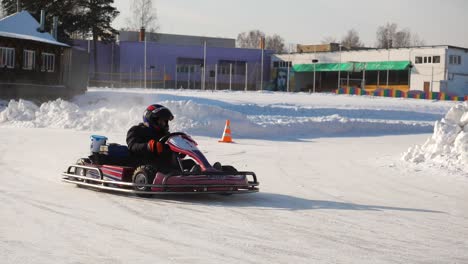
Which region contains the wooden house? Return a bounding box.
[0,11,88,100]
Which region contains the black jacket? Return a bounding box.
[126,123,170,166]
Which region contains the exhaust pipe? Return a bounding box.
[52,16,58,39]
[38,10,45,32]
[139,27,145,42]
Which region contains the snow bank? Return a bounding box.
[0,89,448,139]
[403,102,468,172]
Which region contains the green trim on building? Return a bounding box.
[292,60,411,72]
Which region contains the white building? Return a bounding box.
[272,45,468,96]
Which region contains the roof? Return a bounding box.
[293,61,411,72]
[281,44,468,55]
[0,11,69,47]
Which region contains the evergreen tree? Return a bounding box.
[75,0,119,78]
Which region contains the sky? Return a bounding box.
[112,0,468,48]
[0,88,467,263]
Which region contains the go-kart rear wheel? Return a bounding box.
[132,165,157,197]
[71,158,91,182]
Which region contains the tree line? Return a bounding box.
[238,23,425,53]
[1,1,425,55]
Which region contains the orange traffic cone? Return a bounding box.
[219,119,233,143]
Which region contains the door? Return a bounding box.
[423,82,430,93]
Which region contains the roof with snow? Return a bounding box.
[0,11,69,47]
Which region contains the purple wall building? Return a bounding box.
[73,39,273,90]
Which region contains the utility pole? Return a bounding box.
[386,35,391,88]
[386,48,390,88]
[144,33,147,89]
[203,41,207,90]
[337,44,342,89]
[312,59,319,93]
[260,36,265,91]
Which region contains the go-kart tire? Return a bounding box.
[132,165,157,197]
[71,158,91,182]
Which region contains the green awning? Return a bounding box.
[292,60,410,72]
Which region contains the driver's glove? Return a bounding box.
[147,140,165,154]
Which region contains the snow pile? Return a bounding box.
[0,99,38,127]
[0,89,452,139]
[403,102,468,172]
[0,98,249,136]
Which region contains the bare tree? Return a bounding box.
[376,22,398,48]
[266,34,286,53]
[341,29,364,49]
[411,33,425,46]
[394,29,411,47]
[285,43,297,53]
[376,23,425,48]
[236,30,265,49]
[126,0,159,32]
[237,30,287,53]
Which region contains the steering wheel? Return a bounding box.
[158,132,188,144]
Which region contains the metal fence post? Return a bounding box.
[229,63,232,91]
[215,63,218,91]
[175,64,178,89]
[245,62,248,91]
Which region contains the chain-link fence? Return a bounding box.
[88,63,269,91]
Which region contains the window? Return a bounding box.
[176,57,203,74]
[449,55,461,65]
[218,60,246,75]
[176,65,197,73]
[280,61,292,68]
[0,47,15,68]
[41,52,55,72]
[23,50,35,70]
[273,61,292,68]
[415,56,422,64]
[415,55,440,64]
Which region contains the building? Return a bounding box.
[0,11,88,100]
[73,29,273,90]
[272,45,468,96]
[118,30,236,49]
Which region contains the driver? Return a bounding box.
[127,104,182,171]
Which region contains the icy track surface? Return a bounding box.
[0,88,467,264]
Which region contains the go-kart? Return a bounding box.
[62,132,259,197]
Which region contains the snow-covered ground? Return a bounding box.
[0,88,467,264]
